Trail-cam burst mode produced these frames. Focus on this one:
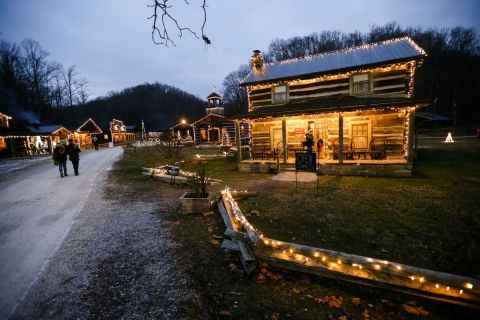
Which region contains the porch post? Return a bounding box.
[192,124,196,145]
[235,120,242,162]
[282,118,287,164]
[407,107,415,164]
[338,113,344,164]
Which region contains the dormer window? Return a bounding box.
[351,74,370,94]
[272,85,288,104]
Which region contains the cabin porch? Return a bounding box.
[238,158,411,177]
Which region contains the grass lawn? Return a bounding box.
[112,138,480,319]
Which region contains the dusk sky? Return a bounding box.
[1,0,479,101]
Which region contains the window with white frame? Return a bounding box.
[352,74,370,94]
[272,85,288,104]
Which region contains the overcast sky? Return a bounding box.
[0,0,479,101]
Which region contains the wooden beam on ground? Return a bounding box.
[216,189,480,309]
[217,200,234,231]
[254,239,480,309]
[221,239,240,252]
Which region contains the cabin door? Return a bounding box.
[208,128,220,142]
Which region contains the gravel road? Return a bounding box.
[1,147,204,319]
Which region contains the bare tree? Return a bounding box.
[148,0,210,47]
[21,39,56,116]
[75,78,90,105]
[60,65,90,107]
[49,63,66,111]
[222,64,249,114]
[0,40,22,88]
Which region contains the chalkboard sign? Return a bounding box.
[295,152,316,172]
[167,165,180,176]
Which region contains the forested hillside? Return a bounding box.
[61,83,206,130]
[0,37,205,130]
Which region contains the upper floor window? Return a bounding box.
[272,85,288,104]
[352,74,370,94]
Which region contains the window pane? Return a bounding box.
[353,81,369,94]
[275,93,287,103]
[274,85,286,93]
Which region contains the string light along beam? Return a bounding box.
[220,188,479,305]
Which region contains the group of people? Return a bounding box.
[52,139,81,177]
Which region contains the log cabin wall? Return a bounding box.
[249,108,408,160]
[247,64,410,110]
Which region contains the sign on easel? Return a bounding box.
[295,152,317,192]
[295,152,317,172]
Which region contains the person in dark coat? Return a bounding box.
[53,142,68,177]
[66,138,81,176]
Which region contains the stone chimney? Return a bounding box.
[250,49,264,70]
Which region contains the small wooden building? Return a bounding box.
[73,118,103,149]
[0,115,69,157]
[171,120,193,141]
[110,119,135,144]
[193,91,250,146]
[236,37,430,177]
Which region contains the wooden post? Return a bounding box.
[192,124,196,145]
[9,138,16,158]
[235,121,242,162]
[48,136,53,154]
[407,107,415,163]
[282,118,287,164]
[338,113,344,164]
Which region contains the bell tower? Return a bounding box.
[206,86,224,115]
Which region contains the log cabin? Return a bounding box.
[236,37,431,177]
[171,119,193,141]
[0,115,71,157]
[72,118,103,149]
[109,119,136,145]
[193,91,250,147]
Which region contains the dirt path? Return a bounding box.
[0,148,123,319]
[3,150,205,319]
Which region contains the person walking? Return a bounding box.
[93,136,99,150]
[53,142,68,177]
[66,138,81,176]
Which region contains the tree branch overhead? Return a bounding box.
[149,0,210,47]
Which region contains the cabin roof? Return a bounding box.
[77,118,103,133]
[193,113,226,126]
[171,123,193,130]
[27,124,69,134]
[206,92,222,99]
[241,37,426,86]
[230,97,431,119]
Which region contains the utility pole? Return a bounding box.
[453,99,456,131]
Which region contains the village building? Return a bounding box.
[236,37,430,176]
[0,113,72,157]
[192,91,250,146]
[72,118,103,149]
[171,119,193,141]
[109,119,136,144]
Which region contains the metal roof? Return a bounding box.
[206,92,222,99]
[27,125,65,134]
[241,37,426,85]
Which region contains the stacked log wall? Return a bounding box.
[248,65,409,109]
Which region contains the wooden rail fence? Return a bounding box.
[217,189,480,309]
